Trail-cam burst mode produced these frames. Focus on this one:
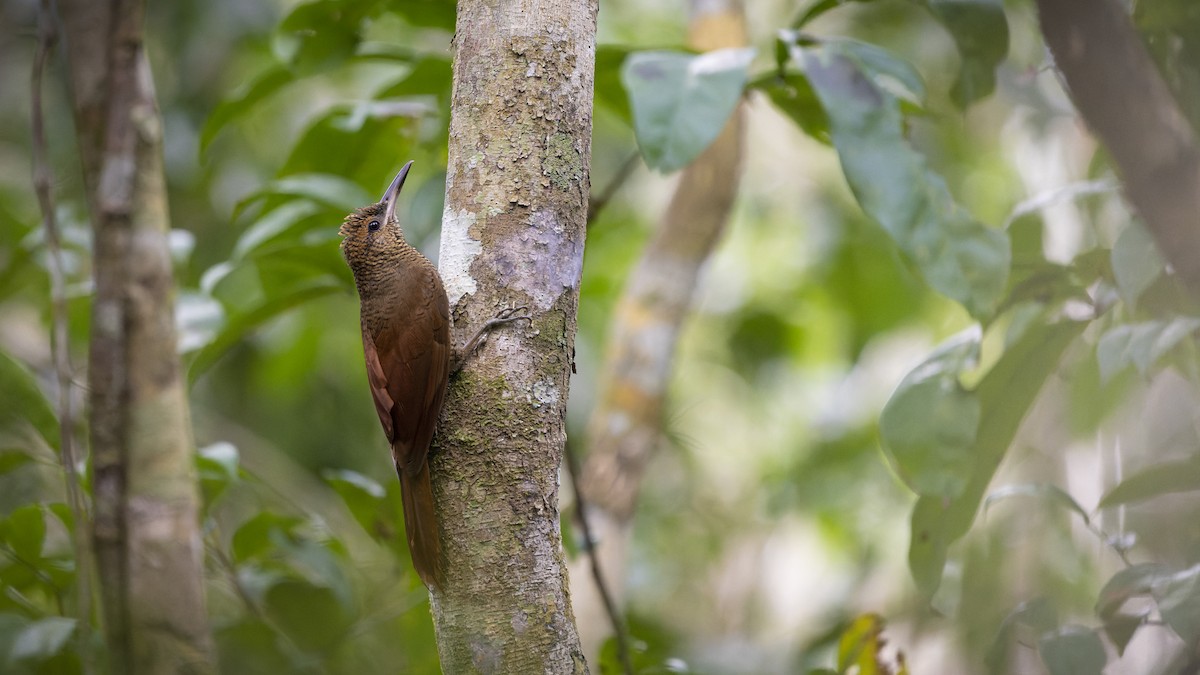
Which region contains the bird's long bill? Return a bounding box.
[381,160,414,226]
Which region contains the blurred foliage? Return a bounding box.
[3,0,1200,672]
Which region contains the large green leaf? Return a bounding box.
[923,0,1009,108]
[6,616,76,666]
[201,66,294,154]
[1153,564,1200,643]
[1098,459,1200,508]
[1096,563,1170,620]
[802,44,1009,318]
[236,174,372,221]
[265,580,352,652]
[187,275,343,381]
[323,469,392,542]
[0,351,58,452]
[908,320,1084,598]
[1111,221,1165,308]
[1037,626,1106,675]
[880,328,981,498]
[274,0,371,75]
[1096,317,1200,383]
[232,201,324,260]
[622,48,755,172]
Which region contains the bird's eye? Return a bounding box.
[367,220,381,232]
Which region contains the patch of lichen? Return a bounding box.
[542,132,582,191]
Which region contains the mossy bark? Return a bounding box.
[60,0,213,672]
[430,0,596,672]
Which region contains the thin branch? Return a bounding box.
[565,442,633,675]
[587,151,640,225]
[31,0,94,669]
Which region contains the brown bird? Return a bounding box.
[339,161,526,589]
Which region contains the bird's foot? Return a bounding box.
[455,305,533,372]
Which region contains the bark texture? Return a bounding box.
[430,0,596,672]
[571,0,747,659]
[59,0,213,672]
[1037,0,1200,296]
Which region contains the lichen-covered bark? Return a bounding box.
[571,0,747,659]
[60,0,213,672]
[431,0,596,672]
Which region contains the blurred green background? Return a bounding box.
[3,0,1200,672]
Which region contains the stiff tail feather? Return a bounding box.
[398,460,444,589]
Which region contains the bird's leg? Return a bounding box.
[452,306,532,373]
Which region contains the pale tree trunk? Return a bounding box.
[571,0,747,659]
[59,0,213,672]
[430,0,596,672]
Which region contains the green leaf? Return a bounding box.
[274,0,367,75]
[924,0,1009,108]
[1153,564,1200,643]
[1,505,46,563]
[232,512,302,563]
[986,597,1058,673]
[1096,317,1200,383]
[8,616,75,664]
[200,66,294,154]
[176,292,226,354]
[1037,626,1106,675]
[264,580,351,652]
[386,0,455,30]
[622,48,755,172]
[595,45,635,124]
[236,174,373,220]
[197,442,240,508]
[0,450,33,476]
[188,275,343,381]
[1103,614,1143,656]
[232,201,324,260]
[907,321,1084,598]
[837,614,887,674]
[983,483,1089,525]
[830,38,925,104]
[880,328,981,498]
[792,0,878,28]
[1096,563,1169,620]
[1098,458,1200,508]
[802,45,1010,318]
[0,351,59,452]
[1112,221,1165,308]
[753,72,830,144]
[323,469,391,541]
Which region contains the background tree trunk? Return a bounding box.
[571,0,747,659]
[59,0,213,672]
[1036,0,1200,296]
[430,0,596,672]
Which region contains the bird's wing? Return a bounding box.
[365,281,451,475]
[362,329,395,442]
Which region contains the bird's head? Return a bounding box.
[339,160,413,266]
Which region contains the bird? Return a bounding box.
[339,161,528,589]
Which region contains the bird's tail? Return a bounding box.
[397,459,444,590]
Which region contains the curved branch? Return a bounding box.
[1037,0,1200,296]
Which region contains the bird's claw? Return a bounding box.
[488,305,532,327]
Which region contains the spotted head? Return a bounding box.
[339,160,414,269]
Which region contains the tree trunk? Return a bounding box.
[59,0,214,672]
[430,0,596,672]
[1036,0,1200,296]
[571,0,747,659]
